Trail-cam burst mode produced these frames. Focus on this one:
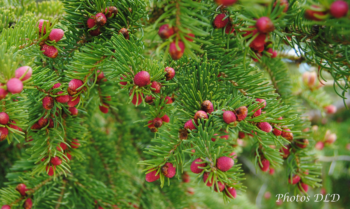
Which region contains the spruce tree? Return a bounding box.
[0,0,348,208]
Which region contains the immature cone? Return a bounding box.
[235,106,248,121]
[280,145,290,159]
[99,104,109,114]
[71,139,80,149]
[214,181,225,192]
[305,5,326,21]
[315,141,324,150]
[164,67,175,81]
[16,183,27,196]
[184,119,196,130]
[225,24,235,34]
[161,115,170,123]
[119,28,129,40]
[274,0,289,12]
[202,172,214,186]
[1,205,11,209]
[41,44,58,58]
[295,139,309,149]
[151,81,161,93]
[66,153,72,160]
[46,165,55,176]
[161,162,176,178]
[145,95,155,104]
[105,6,118,18]
[225,187,237,199]
[49,29,64,42]
[194,110,208,124]
[89,28,101,36]
[9,121,22,132]
[68,79,83,95]
[258,122,272,133]
[253,108,261,117]
[267,48,277,58]
[201,100,214,114]
[182,172,190,183]
[96,70,105,82]
[223,111,236,124]
[215,0,237,6]
[273,126,282,136]
[269,168,275,175]
[95,13,107,26]
[68,96,80,107]
[256,17,275,33]
[87,18,96,28]
[57,142,67,151]
[130,91,143,106]
[7,78,23,94]
[213,14,228,28]
[23,198,33,209]
[148,120,157,132]
[324,105,337,114]
[216,156,234,172]
[0,84,8,100]
[38,19,49,34]
[256,98,266,109]
[0,112,9,125]
[288,174,301,184]
[38,117,48,127]
[165,96,173,104]
[51,156,62,166]
[330,1,348,18]
[169,41,185,60]
[158,24,174,39]
[145,170,160,182]
[69,107,78,116]
[238,131,245,139]
[134,71,151,87]
[281,128,293,141]
[190,158,206,173]
[15,66,32,81]
[259,159,270,172]
[185,33,195,42]
[325,133,337,144]
[48,119,54,128]
[298,182,309,192]
[42,96,54,110]
[153,118,163,128]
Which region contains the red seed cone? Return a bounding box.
[161,114,170,123]
[0,84,8,100]
[269,168,275,175]
[253,108,261,117]
[51,156,62,166]
[325,133,337,144]
[145,95,155,104]
[194,110,208,124]
[38,117,48,127]
[215,0,237,6]
[182,172,190,183]
[288,174,301,184]
[281,128,293,141]
[315,141,324,150]
[130,91,143,106]
[0,112,9,125]
[145,170,160,182]
[258,122,272,133]
[42,96,54,110]
[164,67,175,81]
[68,96,80,107]
[1,205,11,209]
[89,28,101,36]
[105,6,118,18]
[238,131,245,139]
[267,48,277,58]
[66,152,72,160]
[184,119,196,130]
[201,100,214,114]
[7,78,23,94]
[96,70,105,82]
[223,111,236,124]
[214,181,225,192]
[273,127,282,136]
[295,138,309,149]
[15,66,32,81]
[165,96,173,104]
[256,98,266,109]
[56,91,70,103]
[57,142,67,151]
[87,18,96,28]
[305,5,327,21]
[169,41,185,60]
[213,14,228,28]
[38,19,49,34]
[225,187,237,199]
[330,1,348,18]
[95,13,107,26]
[134,71,150,87]
[69,107,78,116]
[259,159,270,172]
[68,79,83,95]
[9,121,22,132]
[298,182,309,192]
[190,158,206,173]
[280,145,290,159]
[225,23,235,34]
[153,118,163,128]
[23,198,33,209]
[71,139,80,149]
[151,81,161,93]
[49,29,64,42]
[46,165,55,176]
[185,33,195,42]
[202,172,214,186]
[99,103,109,114]
[235,106,248,121]
[42,44,58,58]
[256,17,275,33]
[16,183,27,196]
[158,24,174,39]
[324,105,337,114]
[161,162,176,178]
[119,28,129,39]
[216,156,234,172]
